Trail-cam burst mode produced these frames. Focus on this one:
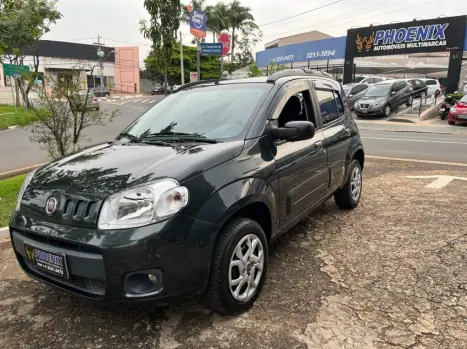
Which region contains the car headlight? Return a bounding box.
[16,169,37,211]
[450,107,457,114]
[98,179,189,230]
[373,102,382,107]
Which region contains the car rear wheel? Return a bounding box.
[334,159,363,210]
[206,217,268,315]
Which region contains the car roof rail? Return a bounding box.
[172,79,220,93]
[266,68,335,82]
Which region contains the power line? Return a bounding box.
[258,0,343,27]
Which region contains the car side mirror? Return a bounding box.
[273,121,315,142]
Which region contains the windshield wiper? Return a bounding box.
[142,132,220,144]
[118,132,172,146]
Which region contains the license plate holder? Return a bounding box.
[458,115,467,120]
[24,244,69,279]
[361,109,368,114]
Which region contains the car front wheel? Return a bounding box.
[334,159,363,210]
[384,104,391,117]
[206,217,268,315]
[406,95,413,106]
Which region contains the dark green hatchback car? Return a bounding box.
[10,69,364,315]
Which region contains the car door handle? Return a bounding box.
[315,141,324,150]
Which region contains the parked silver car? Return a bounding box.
[343,83,370,110]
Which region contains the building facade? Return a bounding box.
[0,40,140,94]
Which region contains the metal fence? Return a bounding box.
[394,86,442,118]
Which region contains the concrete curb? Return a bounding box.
[0,227,9,241]
[358,127,452,135]
[0,163,47,181]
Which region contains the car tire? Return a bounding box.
[406,96,413,106]
[448,121,455,125]
[206,217,268,315]
[334,159,363,210]
[105,93,110,97]
[384,104,391,117]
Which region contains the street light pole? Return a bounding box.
[197,38,201,81]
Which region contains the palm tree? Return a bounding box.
[227,0,258,62]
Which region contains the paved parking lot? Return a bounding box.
[1,159,467,349]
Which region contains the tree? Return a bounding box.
[227,0,258,63]
[248,62,263,77]
[0,0,61,107]
[140,0,181,95]
[28,61,119,159]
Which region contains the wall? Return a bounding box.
[265,31,333,49]
[114,47,140,93]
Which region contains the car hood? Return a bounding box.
[455,102,467,109]
[30,141,244,194]
[358,96,388,104]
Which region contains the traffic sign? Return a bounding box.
[218,32,231,57]
[190,72,198,82]
[189,10,207,38]
[2,63,30,77]
[200,43,223,56]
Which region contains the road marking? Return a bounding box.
[362,137,467,145]
[148,100,157,104]
[407,175,467,189]
[140,99,150,103]
[0,163,47,178]
[366,155,467,167]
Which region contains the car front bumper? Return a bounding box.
[448,113,467,123]
[354,105,385,116]
[9,212,220,304]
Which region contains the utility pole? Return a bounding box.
[180,31,185,85]
[196,38,201,81]
[93,35,105,88]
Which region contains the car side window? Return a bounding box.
[334,91,345,115]
[316,89,340,125]
[351,85,366,95]
[277,90,314,128]
[374,78,383,83]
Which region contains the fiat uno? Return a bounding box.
[10,69,365,315]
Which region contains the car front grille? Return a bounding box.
[360,104,369,108]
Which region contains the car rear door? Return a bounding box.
[269,80,328,226]
[312,80,351,194]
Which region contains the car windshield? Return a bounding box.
[354,77,365,83]
[343,86,351,95]
[366,85,390,97]
[122,83,271,140]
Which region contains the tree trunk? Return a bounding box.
[231,28,236,63]
[164,65,168,96]
[14,80,21,107]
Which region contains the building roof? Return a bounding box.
[265,30,333,49]
[22,40,115,62]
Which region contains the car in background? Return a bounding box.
[405,78,427,99]
[150,83,163,95]
[90,86,110,98]
[422,79,441,97]
[354,80,413,117]
[72,91,99,111]
[354,76,388,85]
[343,83,369,110]
[447,94,467,125]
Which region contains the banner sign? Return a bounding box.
[346,16,466,57]
[2,63,30,77]
[200,43,223,56]
[190,10,207,38]
[255,36,347,67]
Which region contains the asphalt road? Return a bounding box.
[0,95,466,174]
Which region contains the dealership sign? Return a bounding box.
[347,16,466,57]
[189,10,207,38]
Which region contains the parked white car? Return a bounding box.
[421,79,441,96]
[354,76,389,85]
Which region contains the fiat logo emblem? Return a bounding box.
[45,197,58,215]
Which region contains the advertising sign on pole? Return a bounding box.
[189,10,207,38]
[218,32,231,57]
[190,71,198,82]
[200,43,223,56]
[2,63,30,77]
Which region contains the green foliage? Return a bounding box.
[0,174,26,226]
[248,62,263,77]
[445,93,465,102]
[144,45,223,84]
[268,60,287,75]
[0,104,49,130]
[140,0,181,94]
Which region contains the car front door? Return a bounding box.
[313,82,351,194]
[269,80,328,226]
[389,82,400,108]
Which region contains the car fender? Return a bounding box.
[340,139,364,188]
[195,177,279,241]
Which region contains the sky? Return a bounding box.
[42,0,467,68]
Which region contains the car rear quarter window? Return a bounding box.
[425,80,437,85]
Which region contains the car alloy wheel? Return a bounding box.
[350,166,362,202]
[384,105,391,117]
[408,96,413,105]
[228,234,264,302]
